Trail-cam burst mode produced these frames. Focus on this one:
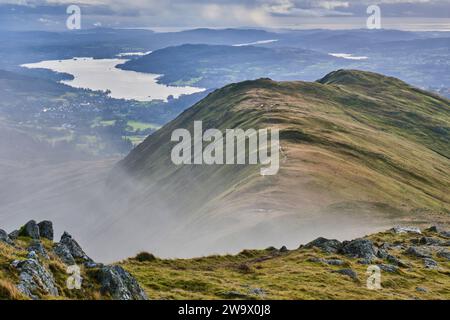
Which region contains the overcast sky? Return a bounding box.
[0,0,449,30]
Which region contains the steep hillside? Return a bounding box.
[107,70,450,258]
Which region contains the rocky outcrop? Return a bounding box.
[304,237,342,253]
[341,239,377,260]
[11,257,58,299]
[99,265,148,300]
[57,232,92,263]
[37,221,54,241]
[2,220,148,300]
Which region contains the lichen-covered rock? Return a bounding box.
[53,242,75,265]
[28,240,49,259]
[386,255,410,268]
[341,239,377,260]
[437,250,450,260]
[19,220,40,239]
[331,269,358,281]
[59,232,92,263]
[12,258,58,299]
[392,226,421,234]
[99,265,148,300]
[378,264,399,273]
[0,229,13,245]
[423,258,438,269]
[304,237,342,253]
[37,221,54,241]
[8,230,19,240]
[418,237,443,246]
[405,246,432,259]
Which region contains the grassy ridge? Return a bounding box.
[120,228,450,300]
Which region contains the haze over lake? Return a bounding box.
[22,57,205,102]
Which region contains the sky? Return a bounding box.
[0,0,449,31]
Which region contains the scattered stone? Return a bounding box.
[437,250,450,260]
[99,265,148,300]
[392,226,421,234]
[304,237,342,253]
[324,259,345,266]
[378,264,399,273]
[357,258,373,265]
[54,243,75,265]
[12,258,58,299]
[332,269,358,281]
[84,261,104,269]
[419,237,443,246]
[405,246,432,259]
[386,255,410,268]
[279,246,288,253]
[0,229,13,245]
[59,232,92,262]
[19,220,40,239]
[416,287,428,293]
[28,240,49,259]
[248,287,266,297]
[341,239,377,260]
[423,258,438,269]
[8,230,19,240]
[37,221,54,241]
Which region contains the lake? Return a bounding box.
[21,57,205,102]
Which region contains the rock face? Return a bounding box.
[341,239,377,260]
[37,221,54,241]
[99,265,148,300]
[20,220,40,239]
[12,258,59,299]
[305,237,342,253]
[0,229,13,245]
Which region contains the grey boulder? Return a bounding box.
[20,220,40,239]
[28,240,49,259]
[37,221,54,241]
[341,239,377,260]
[423,258,438,269]
[437,250,450,260]
[392,226,421,234]
[304,237,342,253]
[405,246,432,259]
[54,242,76,265]
[99,265,148,300]
[59,232,92,262]
[332,269,358,281]
[12,258,59,299]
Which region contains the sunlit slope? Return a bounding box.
[113,70,450,255]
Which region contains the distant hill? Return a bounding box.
[118,44,347,88]
[104,70,450,258]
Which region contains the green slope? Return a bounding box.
[109,69,450,257]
